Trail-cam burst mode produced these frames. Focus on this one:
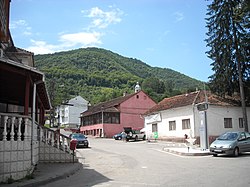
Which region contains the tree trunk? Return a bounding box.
[233,22,249,132]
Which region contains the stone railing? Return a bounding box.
[0,112,74,183]
[0,113,32,141]
[38,125,72,153]
[0,113,34,183]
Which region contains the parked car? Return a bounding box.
[113,132,123,140]
[210,131,250,157]
[69,133,89,148]
[124,127,146,141]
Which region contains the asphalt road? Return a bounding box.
[43,138,250,187]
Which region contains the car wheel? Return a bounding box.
[135,136,138,141]
[213,154,217,157]
[143,135,146,140]
[233,147,239,157]
[118,136,122,140]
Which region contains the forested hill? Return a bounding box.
[34,47,204,106]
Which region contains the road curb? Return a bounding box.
[163,148,210,156]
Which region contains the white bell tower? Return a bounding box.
[135,82,141,93]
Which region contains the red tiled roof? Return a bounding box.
[81,92,138,117]
[144,90,240,115]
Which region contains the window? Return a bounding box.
[224,118,232,128]
[239,118,244,128]
[238,132,246,141]
[182,119,190,129]
[152,123,158,132]
[169,121,176,131]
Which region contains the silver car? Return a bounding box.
[210,131,250,157]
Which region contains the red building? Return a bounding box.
[80,87,156,138]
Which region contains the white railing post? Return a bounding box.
[17,117,22,141]
[3,115,8,141]
[10,116,15,141]
[24,118,29,140]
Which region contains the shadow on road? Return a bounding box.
[74,164,111,187]
[212,152,250,158]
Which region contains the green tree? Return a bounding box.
[205,0,249,131]
[142,77,165,94]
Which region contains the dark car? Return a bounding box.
[210,131,250,157]
[113,132,123,140]
[70,133,89,148]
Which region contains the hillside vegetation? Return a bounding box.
[34,47,205,106]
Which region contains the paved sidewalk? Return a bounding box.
[1,162,82,187]
[163,147,210,156]
[151,140,211,156]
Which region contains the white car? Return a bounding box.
[124,127,146,141]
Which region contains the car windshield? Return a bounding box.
[71,134,86,139]
[217,132,238,141]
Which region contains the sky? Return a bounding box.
[9,0,213,82]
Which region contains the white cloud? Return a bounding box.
[26,40,56,54]
[24,6,123,54]
[173,11,184,22]
[27,32,102,54]
[59,32,102,47]
[10,19,28,29]
[10,19,33,36]
[82,6,123,29]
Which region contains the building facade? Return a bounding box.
[55,96,89,128]
[0,1,74,183]
[80,88,156,138]
[144,91,250,146]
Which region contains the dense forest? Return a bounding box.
[34,47,205,106]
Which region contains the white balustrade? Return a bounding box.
[0,113,32,141]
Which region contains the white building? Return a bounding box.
[56,96,89,128]
[144,90,250,147]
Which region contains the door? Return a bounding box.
[238,132,249,152]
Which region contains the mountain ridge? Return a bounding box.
[34,47,204,106]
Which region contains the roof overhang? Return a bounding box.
[0,57,51,109]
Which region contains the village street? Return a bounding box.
[41,137,250,187]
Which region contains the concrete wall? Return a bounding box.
[39,142,74,163]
